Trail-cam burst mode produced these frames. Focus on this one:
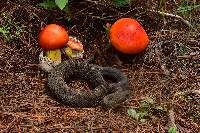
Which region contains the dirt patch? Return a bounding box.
[0,0,199,132]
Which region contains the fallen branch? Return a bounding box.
[175,89,200,96]
[195,76,200,79]
[145,9,193,29]
[165,109,177,130]
[87,14,119,21]
[165,108,190,133]
[177,55,199,60]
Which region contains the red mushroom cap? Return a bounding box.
[110,18,149,54]
[38,24,69,50]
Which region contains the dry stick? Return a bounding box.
[119,8,193,29]
[117,8,194,29]
[177,55,200,60]
[88,7,142,21]
[87,14,119,21]
[165,108,191,133]
[165,109,177,129]
[195,76,200,79]
[147,10,193,28]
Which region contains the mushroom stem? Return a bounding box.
[45,49,62,61]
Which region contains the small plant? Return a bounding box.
[103,23,112,49]
[0,13,26,43]
[103,23,111,37]
[127,97,167,122]
[37,0,58,9]
[38,0,69,10]
[176,1,200,15]
[175,0,200,29]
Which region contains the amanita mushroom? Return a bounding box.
[38,24,85,72]
[38,24,69,71]
[64,36,84,59]
[38,24,69,62]
[67,36,83,51]
[110,18,149,54]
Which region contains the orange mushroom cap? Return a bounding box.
[110,18,149,54]
[38,24,69,50]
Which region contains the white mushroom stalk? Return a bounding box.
[39,50,61,72]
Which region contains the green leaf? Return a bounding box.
[154,106,167,112]
[0,27,9,34]
[139,118,146,123]
[37,0,57,9]
[145,97,154,104]
[140,101,150,109]
[140,98,154,108]
[127,108,149,121]
[168,127,177,133]
[55,0,68,10]
[127,109,139,120]
[137,111,149,118]
[127,108,137,117]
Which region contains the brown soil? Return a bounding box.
[0,0,199,132]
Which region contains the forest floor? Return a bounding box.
[0,0,199,132]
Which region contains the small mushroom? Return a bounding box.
[110,18,149,54]
[63,36,84,59]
